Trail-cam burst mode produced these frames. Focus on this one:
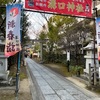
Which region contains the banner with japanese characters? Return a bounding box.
[96,17,100,60]
[25,0,92,18]
[5,4,22,57]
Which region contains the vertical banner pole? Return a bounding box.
[15,52,20,99]
[93,0,98,86]
[5,3,22,99]
[15,4,23,99]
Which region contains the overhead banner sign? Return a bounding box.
[96,17,100,60]
[25,0,92,17]
[5,4,22,57]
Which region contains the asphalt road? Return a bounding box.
[25,58,100,100]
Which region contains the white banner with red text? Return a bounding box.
[96,17,100,60]
[5,4,22,57]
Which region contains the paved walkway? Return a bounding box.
[25,58,100,100]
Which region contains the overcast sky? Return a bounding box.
[26,12,48,39]
[20,0,51,39]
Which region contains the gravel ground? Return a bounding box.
[0,78,32,100]
[0,63,32,100]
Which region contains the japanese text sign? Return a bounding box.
[96,18,100,60]
[5,4,22,57]
[25,0,92,18]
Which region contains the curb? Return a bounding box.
[26,64,45,100]
[72,75,89,85]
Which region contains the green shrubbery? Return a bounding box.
[70,65,83,76]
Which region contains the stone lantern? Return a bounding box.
[83,40,99,74]
[0,38,9,81]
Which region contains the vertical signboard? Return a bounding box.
[67,51,70,61]
[96,17,100,60]
[5,4,22,57]
[25,0,92,18]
